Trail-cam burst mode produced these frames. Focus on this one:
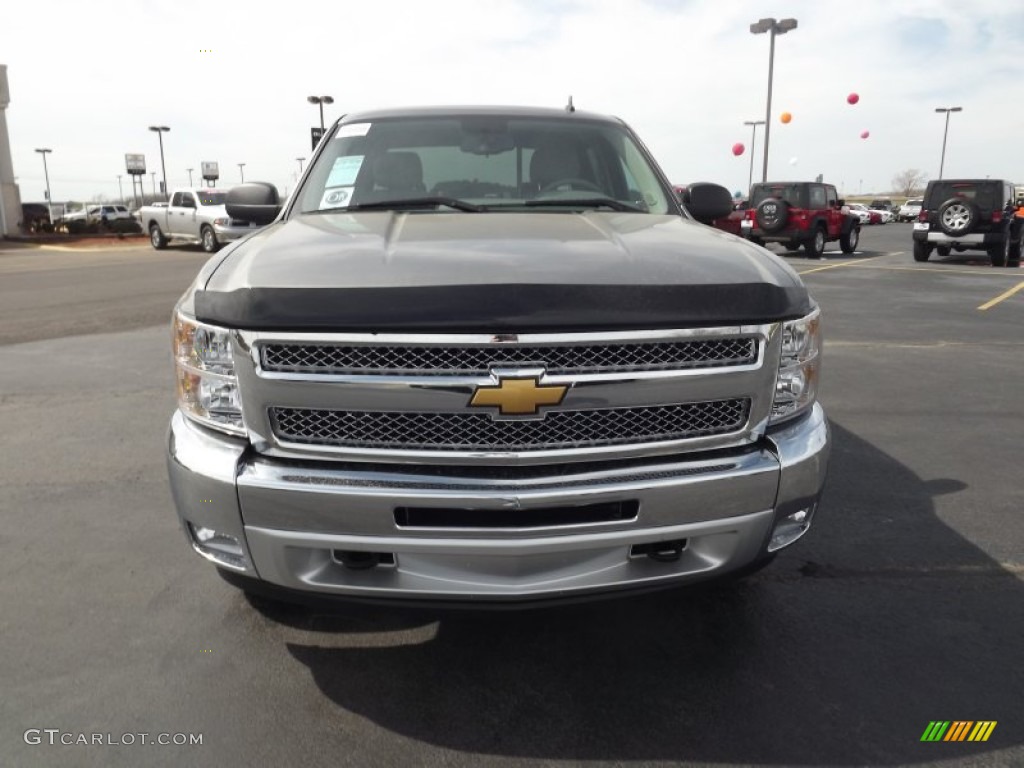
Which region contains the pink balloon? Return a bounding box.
[731,142,745,156]
[860,130,870,139]
[847,92,860,105]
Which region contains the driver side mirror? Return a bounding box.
[837,199,846,207]
[226,182,282,225]
[681,182,733,223]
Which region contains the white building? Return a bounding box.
[0,65,23,237]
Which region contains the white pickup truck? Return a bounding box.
[140,188,260,252]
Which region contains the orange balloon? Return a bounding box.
[780,112,792,124]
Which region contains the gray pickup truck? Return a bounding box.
[141,188,259,253]
[167,105,830,606]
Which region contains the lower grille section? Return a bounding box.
[394,500,639,528]
[269,399,750,452]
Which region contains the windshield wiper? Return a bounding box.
[309,196,486,214]
[524,197,645,213]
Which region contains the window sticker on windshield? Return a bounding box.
[320,187,354,209]
[326,155,364,188]
[337,123,371,138]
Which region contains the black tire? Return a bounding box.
[988,238,1009,268]
[747,236,764,247]
[201,225,219,253]
[936,245,952,257]
[784,242,801,252]
[804,226,826,258]
[839,225,859,254]
[149,224,167,250]
[913,241,931,262]
[937,197,977,236]
[756,198,789,233]
[1008,232,1022,265]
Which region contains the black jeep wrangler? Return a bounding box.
[911,178,1022,267]
[741,181,860,258]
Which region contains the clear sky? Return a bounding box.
[3,0,1022,203]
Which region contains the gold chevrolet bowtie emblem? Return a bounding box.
[469,376,568,416]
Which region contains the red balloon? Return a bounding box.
[847,92,860,105]
[731,142,745,156]
[860,130,870,139]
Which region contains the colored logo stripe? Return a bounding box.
[921,721,996,742]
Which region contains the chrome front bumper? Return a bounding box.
[166,403,829,601]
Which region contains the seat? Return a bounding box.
[369,152,426,199]
[529,141,583,193]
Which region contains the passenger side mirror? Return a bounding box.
[837,199,845,207]
[681,182,732,224]
[226,182,282,225]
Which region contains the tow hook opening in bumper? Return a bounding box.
[630,538,688,562]
[331,550,397,570]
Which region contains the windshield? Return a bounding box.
[196,191,227,206]
[296,115,671,214]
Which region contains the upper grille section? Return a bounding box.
[259,337,758,376]
[270,399,750,452]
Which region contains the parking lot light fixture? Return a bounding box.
[750,17,797,183]
[934,107,962,180]
[742,120,765,191]
[34,148,53,223]
[148,125,170,200]
[307,95,334,131]
[238,163,245,182]
[187,168,194,187]
[296,157,306,173]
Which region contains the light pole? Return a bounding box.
[296,157,306,173]
[187,167,194,187]
[238,163,245,182]
[750,17,797,183]
[307,95,334,131]
[117,174,124,204]
[35,148,53,223]
[150,172,157,198]
[148,125,170,199]
[934,107,962,180]
[742,120,765,191]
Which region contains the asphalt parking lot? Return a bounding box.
[1,224,1021,767]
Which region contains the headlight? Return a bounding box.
[213,217,229,226]
[770,308,821,424]
[172,311,246,436]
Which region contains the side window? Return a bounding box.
[825,186,837,207]
[180,194,196,209]
[809,185,826,209]
[170,192,183,207]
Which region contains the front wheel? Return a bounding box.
[804,227,826,258]
[149,224,167,250]
[913,241,931,262]
[840,226,859,254]
[201,225,219,253]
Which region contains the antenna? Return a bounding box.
[565,95,575,113]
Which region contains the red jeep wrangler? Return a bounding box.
[741,181,860,258]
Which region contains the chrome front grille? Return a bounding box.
[269,399,750,452]
[259,337,758,376]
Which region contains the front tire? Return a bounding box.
[840,226,859,254]
[913,241,931,262]
[149,224,167,250]
[201,225,219,253]
[804,227,826,258]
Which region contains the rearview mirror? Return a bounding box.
[226,182,281,225]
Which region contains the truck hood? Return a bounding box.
[195,211,811,331]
